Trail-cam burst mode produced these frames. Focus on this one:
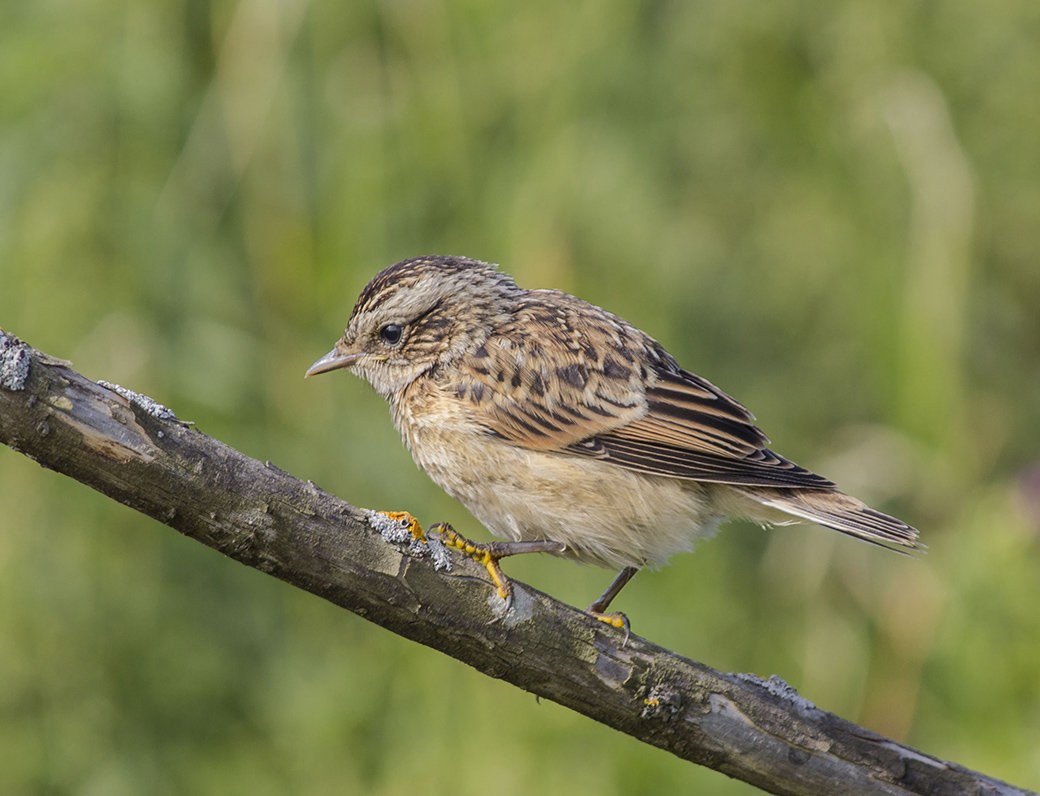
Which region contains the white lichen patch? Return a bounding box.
[364,509,414,544]
[0,333,31,391]
[425,533,451,571]
[98,380,179,421]
[735,673,818,713]
[362,509,452,572]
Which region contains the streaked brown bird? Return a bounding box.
[307,255,920,627]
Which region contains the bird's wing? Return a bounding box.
[569,368,836,488]
[446,293,649,451]
[446,291,835,490]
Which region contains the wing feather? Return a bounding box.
[442,290,836,489]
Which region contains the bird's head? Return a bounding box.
[306,255,520,399]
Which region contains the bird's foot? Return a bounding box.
[586,610,630,630]
[429,523,565,606]
[585,566,639,642]
[377,510,428,543]
[585,609,631,642]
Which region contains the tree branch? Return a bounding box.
[0,331,1026,796]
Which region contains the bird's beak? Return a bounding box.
[305,347,362,377]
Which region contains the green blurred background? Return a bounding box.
[2,1,1038,793]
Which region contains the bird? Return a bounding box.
[306,255,921,628]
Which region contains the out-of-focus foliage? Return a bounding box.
[2,1,1038,793]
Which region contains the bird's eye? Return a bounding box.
[378,324,404,345]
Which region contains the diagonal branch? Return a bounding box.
[0,331,1026,796]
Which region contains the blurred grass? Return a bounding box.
[2,1,1039,793]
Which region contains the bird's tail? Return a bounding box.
[735,486,923,553]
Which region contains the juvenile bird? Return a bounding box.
[307,256,920,627]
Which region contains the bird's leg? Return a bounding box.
[429,522,565,605]
[586,566,639,636]
[374,513,633,635]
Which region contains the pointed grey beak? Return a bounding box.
[305,347,362,377]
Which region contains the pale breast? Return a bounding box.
[390,377,726,569]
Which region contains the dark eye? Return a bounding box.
[378,324,403,345]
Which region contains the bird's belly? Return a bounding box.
[406,422,724,570]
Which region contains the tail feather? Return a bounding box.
[736,487,923,553]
